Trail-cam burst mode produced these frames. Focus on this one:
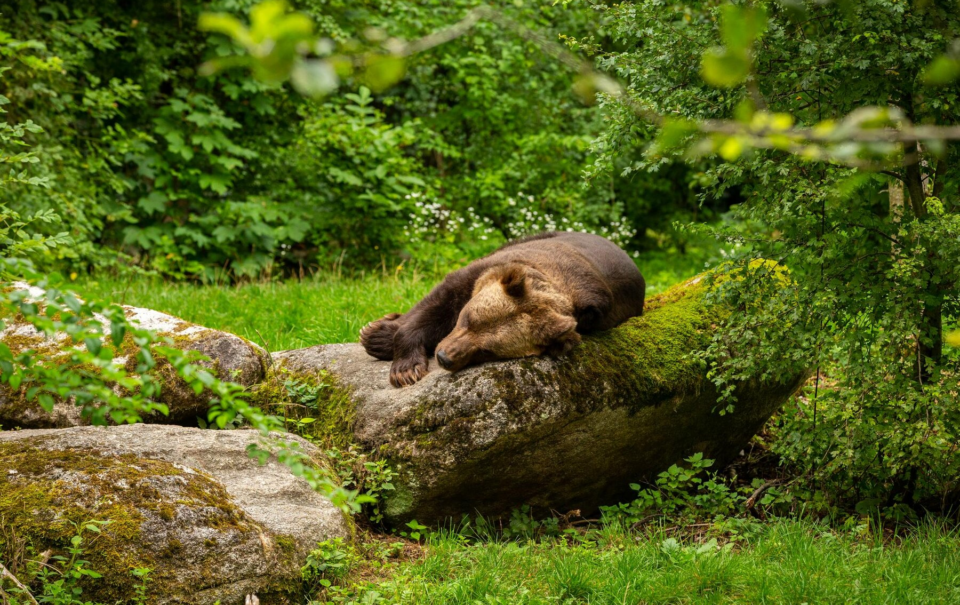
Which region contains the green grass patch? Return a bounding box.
[323,519,960,604]
[74,272,435,352]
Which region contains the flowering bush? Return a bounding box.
[403,191,639,268]
[502,193,637,253]
[402,192,505,267]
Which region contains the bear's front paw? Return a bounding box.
[360,313,402,361]
[390,356,429,388]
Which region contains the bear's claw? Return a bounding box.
[360,313,402,361]
[390,357,429,388]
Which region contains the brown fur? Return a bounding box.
[359,232,645,387]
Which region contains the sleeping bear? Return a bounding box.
[360,231,646,387]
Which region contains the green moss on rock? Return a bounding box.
[0,439,263,603]
[250,363,358,450]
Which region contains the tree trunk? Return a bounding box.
[904,141,927,219]
[888,178,904,223]
[903,141,943,382]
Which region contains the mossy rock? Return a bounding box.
[0,286,268,429]
[274,275,807,524]
[0,424,351,604]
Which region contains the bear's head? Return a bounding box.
[434,263,581,373]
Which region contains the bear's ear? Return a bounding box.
[500,265,526,298]
[545,315,580,357]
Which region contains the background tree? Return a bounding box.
[586,0,960,513]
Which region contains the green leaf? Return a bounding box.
[250,0,290,40]
[702,48,750,88]
[654,118,698,152]
[38,393,55,412]
[85,337,102,356]
[701,5,766,88]
[720,5,767,52]
[265,12,313,43]
[138,191,168,215]
[363,55,406,93]
[111,321,126,348]
[140,346,154,369]
[199,173,231,194]
[718,136,745,160]
[198,13,251,47]
[922,55,960,86]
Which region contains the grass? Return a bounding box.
[329,519,960,604]
[74,248,715,352]
[74,270,435,352]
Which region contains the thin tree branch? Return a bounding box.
[0,562,39,605]
[404,8,960,151]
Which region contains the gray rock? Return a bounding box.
[0,284,268,428]
[0,424,350,604]
[274,277,806,524]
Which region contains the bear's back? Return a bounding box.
[488,232,646,328]
[491,232,635,281]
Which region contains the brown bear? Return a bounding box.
[360,231,646,387]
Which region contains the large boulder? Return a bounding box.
[0,424,350,604]
[274,276,806,525]
[0,283,268,429]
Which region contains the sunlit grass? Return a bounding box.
[336,520,960,604]
[74,270,434,352]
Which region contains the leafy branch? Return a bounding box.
[199,2,960,169]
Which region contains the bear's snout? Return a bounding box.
[435,329,477,373]
[436,349,453,369]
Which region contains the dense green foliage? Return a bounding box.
[0,0,712,280]
[584,0,960,514]
[0,25,358,512]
